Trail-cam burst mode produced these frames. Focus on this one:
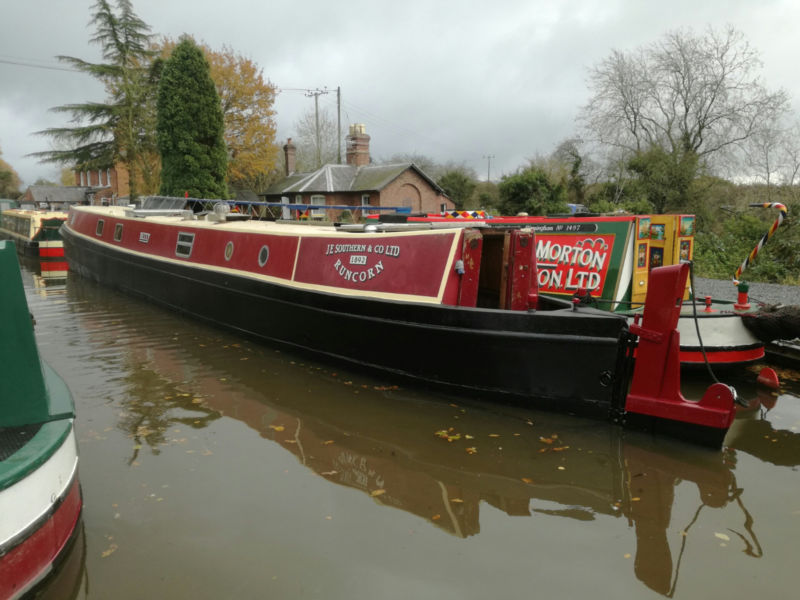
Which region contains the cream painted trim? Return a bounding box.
[66,223,447,304]
[435,230,463,302]
[612,223,635,310]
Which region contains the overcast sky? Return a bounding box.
[2,0,799,188]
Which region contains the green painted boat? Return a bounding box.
[0,240,82,599]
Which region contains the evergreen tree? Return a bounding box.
[157,38,228,198]
[33,0,154,199]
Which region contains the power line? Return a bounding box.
[0,56,79,73]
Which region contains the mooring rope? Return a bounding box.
[733,202,788,285]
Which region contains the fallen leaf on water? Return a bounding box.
[539,436,555,445]
[434,429,461,442]
[715,532,730,541]
[465,434,474,440]
[521,477,534,484]
[624,553,631,559]
[488,433,500,438]
[268,425,285,432]
[320,470,338,476]
[101,543,119,558]
[431,514,441,521]
[465,447,477,454]
[631,497,641,502]
[552,446,570,452]
[284,439,297,444]
[449,498,464,503]
[323,440,335,445]
[557,466,566,471]
[370,489,386,497]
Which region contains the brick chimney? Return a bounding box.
[283,138,296,175]
[346,124,370,167]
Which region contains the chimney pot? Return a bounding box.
[346,124,370,167]
[284,138,297,176]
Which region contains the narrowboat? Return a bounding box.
[0,241,81,599]
[0,208,68,259]
[60,198,739,445]
[400,211,772,366]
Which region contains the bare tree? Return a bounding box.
[293,107,341,171]
[580,26,789,174]
[742,119,786,198]
[779,120,800,188]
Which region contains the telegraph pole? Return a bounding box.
[483,154,495,182]
[305,88,330,168]
[337,86,342,164]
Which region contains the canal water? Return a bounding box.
[20,261,800,600]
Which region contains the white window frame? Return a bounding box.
[175,232,195,258]
[361,194,373,216]
[310,194,326,219]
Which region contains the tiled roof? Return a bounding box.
[26,186,90,204]
[263,163,445,196]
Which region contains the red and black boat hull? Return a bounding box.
[61,223,630,415]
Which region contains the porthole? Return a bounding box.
[114,223,123,242]
[224,241,234,261]
[258,245,270,267]
[95,219,104,236]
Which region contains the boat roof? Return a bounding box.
[73,205,485,237]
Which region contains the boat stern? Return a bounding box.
[624,263,737,446]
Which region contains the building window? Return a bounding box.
[95,219,104,236]
[310,194,326,219]
[175,232,195,258]
[440,203,448,213]
[361,194,373,216]
[114,223,123,242]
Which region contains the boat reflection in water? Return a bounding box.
[54,275,799,598]
[19,254,68,292]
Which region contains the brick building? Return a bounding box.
[73,164,130,204]
[261,124,453,220]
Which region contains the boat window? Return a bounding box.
[258,245,270,267]
[96,219,104,236]
[224,241,234,261]
[175,232,195,258]
[114,223,123,242]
